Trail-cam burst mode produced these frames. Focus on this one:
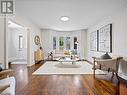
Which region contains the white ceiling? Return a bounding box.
[16,0,127,31]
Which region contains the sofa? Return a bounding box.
[92,53,127,81]
[92,56,121,80]
[53,50,71,60]
[52,49,78,60]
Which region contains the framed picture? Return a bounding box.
[98,24,112,52]
[90,30,98,51]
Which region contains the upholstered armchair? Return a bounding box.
[0,70,16,95]
[92,57,122,80]
[118,58,127,84]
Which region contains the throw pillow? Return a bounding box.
[101,52,112,59]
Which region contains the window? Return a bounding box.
[19,35,23,50]
[74,37,77,49]
[59,37,64,50]
[53,37,56,49]
[66,37,70,50]
[52,36,78,51]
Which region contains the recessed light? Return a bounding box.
[60,16,69,22]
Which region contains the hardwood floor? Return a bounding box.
[8,61,127,95]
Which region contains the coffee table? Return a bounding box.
[58,57,79,64]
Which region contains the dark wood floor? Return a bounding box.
[8,61,127,95]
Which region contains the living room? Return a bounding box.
[0,0,127,95]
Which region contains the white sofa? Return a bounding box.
[0,77,15,95]
[53,50,71,60]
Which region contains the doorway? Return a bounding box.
[8,20,28,65]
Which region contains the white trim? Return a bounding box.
[11,61,27,64]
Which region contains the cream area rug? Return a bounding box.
[33,61,105,75]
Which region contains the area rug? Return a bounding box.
[33,61,105,75]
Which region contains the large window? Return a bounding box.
[74,37,77,49]
[59,37,64,50]
[52,36,78,51]
[53,37,56,49]
[66,37,70,50]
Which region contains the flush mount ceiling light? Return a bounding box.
[60,16,69,22]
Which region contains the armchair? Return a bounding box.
[118,58,127,84]
[92,57,122,80]
[0,70,15,95]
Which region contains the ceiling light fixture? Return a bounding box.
[60,16,69,22]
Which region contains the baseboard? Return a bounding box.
[11,61,27,65]
[9,58,27,62]
[27,64,34,67]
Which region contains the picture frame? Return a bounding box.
[90,30,99,51]
[98,24,112,52]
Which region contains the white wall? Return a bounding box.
[8,28,27,62]
[41,29,52,59]
[41,29,87,59]
[81,30,87,59]
[87,5,127,62]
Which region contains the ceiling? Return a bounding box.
[16,0,127,31]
